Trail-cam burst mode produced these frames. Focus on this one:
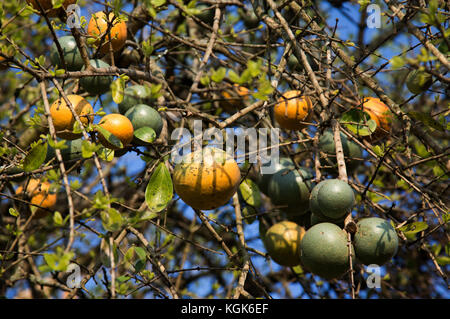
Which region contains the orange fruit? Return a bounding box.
[0,56,7,71]
[26,0,77,18]
[220,84,250,113]
[50,94,94,140]
[273,90,313,130]
[362,97,393,142]
[97,114,134,150]
[173,147,241,210]
[16,179,57,218]
[87,11,127,55]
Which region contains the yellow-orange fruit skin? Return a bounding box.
[16,179,57,218]
[26,0,77,18]
[220,84,250,112]
[273,90,312,130]
[87,11,127,55]
[50,95,94,140]
[362,97,393,142]
[97,114,134,150]
[173,149,241,211]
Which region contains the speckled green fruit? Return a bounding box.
[300,223,353,279]
[268,166,314,215]
[46,139,83,163]
[315,179,355,219]
[309,180,349,222]
[318,130,363,173]
[257,157,295,195]
[79,59,113,95]
[118,85,152,115]
[50,36,84,71]
[406,70,433,95]
[263,221,305,267]
[194,4,215,24]
[354,217,399,266]
[125,104,163,135]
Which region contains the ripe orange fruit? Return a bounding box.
[50,95,94,140]
[173,147,241,210]
[97,114,134,150]
[26,0,76,18]
[87,11,127,55]
[16,179,57,218]
[273,90,312,130]
[220,84,250,113]
[362,97,393,141]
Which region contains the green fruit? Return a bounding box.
[406,70,433,95]
[268,166,314,215]
[354,217,399,266]
[118,85,153,115]
[263,221,305,267]
[79,59,113,95]
[124,104,163,135]
[194,4,214,24]
[318,130,363,173]
[316,179,355,220]
[46,139,83,163]
[257,157,295,194]
[300,223,353,279]
[50,36,84,71]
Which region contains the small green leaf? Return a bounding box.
[111,77,126,104]
[340,109,377,137]
[134,127,156,144]
[95,125,123,149]
[145,163,173,213]
[399,221,428,235]
[390,56,405,70]
[23,141,47,172]
[211,67,227,83]
[228,70,241,84]
[239,179,262,207]
[53,211,63,226]
[100,208,124,232]
[9,208,19,217]
[97,147,115,162]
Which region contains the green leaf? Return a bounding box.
[242,206,257,224]
[211,67,227,83]
[145,163,173,213]
[408,111,445,132]
[399,221,428,235]
[134,127,156,144]
[97,147,115,162]
[239,179,262,207]
[228,70,241,84]
[23,141,47,172]
[436,256,450,266]
[100,208,124,232]
[340,109,377,137]
[9,208,19,217]
[95,125,123,149]
[111,77,126,104]
[81,140,97,159]
[390,56,405,70]
[151,0,166,7]
[53,211,63,226]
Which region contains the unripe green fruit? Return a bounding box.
[125,104,163,135]
[268,166,314,215]
[118,85,153,115]
[318,130,363,173]
[79,59,113,95]
[50,36,84,71]
[300,223,353,279]
[257,157,295,195]
[316,179,355,219]
[354,217,399,266]
[263,221,305,267]
[406,70,433,95]
[46,139,83,163]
